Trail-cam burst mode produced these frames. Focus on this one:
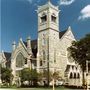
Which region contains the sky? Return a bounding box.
[1,0,90,52]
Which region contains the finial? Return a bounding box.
[12,41,16,51]
[12,41,16,45]
[20,38,22,41]
[68,26,71,30]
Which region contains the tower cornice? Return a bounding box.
[37,0,59,13]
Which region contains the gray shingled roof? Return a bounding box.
[4,52,11,68]
[4,52,11,61]
[59,30,67,39]
[24,40,37,58]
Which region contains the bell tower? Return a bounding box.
[37,0,60,72]
[37,0,59,32]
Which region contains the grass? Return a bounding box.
[0,86,84,90]
[0,86,69,90]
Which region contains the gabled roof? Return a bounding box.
[4,52,11,61]
[59,30,67,39]
[4,52,11,68]
[24,39,37,49]
[31,39,37,49]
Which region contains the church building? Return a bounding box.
[0,0,83,86]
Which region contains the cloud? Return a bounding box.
[78,5,90,20]
[58,0,75,5]
[27,0,33,4]
[26,0,40,5]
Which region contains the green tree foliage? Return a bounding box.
[68,34,90,85]
[20,68,31,82]
[30,69,38,86]
[1,67,13,85]
[20,68,38,86]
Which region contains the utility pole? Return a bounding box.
[47,6,50,87]
[86,60,90,90]
[86,60,88,90]
[53,37,56,90]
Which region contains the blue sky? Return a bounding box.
[1,0,90,52]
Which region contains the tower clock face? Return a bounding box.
[67,52,74,63]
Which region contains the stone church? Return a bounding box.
[0,1,82,86]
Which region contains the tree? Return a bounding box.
[20,68,38,86]
[30,69,38,86]
[1,67,13,85]
[20,68,31,85]
[68,34,90,86]
[38,70,60,86]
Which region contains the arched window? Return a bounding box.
[41,13,47,23]
[77,73,80,79]
[51,13,56,23]
[69,72,73,79]
[16,53,25,68]
[74,73,76,79]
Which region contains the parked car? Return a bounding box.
[56,80,64,86]
[50,79,64,86]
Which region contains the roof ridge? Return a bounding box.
[4,52,11,54]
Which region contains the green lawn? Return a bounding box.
[0,87,70,90]
[1,86,83,90]
[18,87,66,90]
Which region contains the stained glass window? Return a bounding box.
[16,53,25,67]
